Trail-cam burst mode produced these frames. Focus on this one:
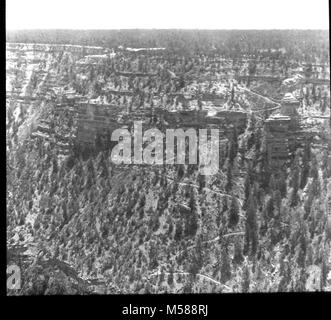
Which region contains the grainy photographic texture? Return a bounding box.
[6,0,331,295]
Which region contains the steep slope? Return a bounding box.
[6,42,331,294]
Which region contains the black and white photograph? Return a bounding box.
[6,0,331,296]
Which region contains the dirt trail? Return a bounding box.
[147,270,232,291]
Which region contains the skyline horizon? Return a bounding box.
[6,28,330,31]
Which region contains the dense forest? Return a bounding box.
[7,113,331,293]
[6,30,331,294]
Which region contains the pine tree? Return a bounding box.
[228,196,239,228]
[311,175,321,198]
[183,278,193,293]
[198,174,206,193]
[184,188,199,237]
[260,150,270,189]
[177,164,185,180]
[225,165,233,193]
[220,245,231,283]
[309,155,319,181]
[233,237,244,264]
[320,253,329,291]
[290,155,300,207]
[243,170,251,210]
[185,210,198,237]
[174,221,183,241]
[278,171,287,198]
[241,264,251,293]
[239,141,246,168]
[85,158,96,189]
[190,236,203,275]
[51,158,58,176]
[167,267,174,287]
[297,222,308,268]
[148,243,158,270]
[265,196,274,218]
[98,153,109,179]
[222,197,228,215]
[229,127,238,165]
[273,190,282,216]
[269,174,277,192]
[300,141,311,189]
[244,190,258,256]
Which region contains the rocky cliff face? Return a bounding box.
[6,43,110,155]
[7,43,251,155]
